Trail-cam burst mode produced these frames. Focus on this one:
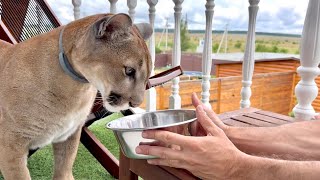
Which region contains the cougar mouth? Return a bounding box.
[104,91,130,112]
[107,92,122,106]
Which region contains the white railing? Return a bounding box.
[72,0,81,20]
[169,0,183,109]
[108,0,118,14]
[71,0,319,120]
[293,0,320,120]
[146,0,158,112]
[201,0,215,108]
[127,0,137,21]
[240,0,260,108]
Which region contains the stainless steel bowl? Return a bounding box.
[106,109,196,159]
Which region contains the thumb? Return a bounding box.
[196,105,223,136]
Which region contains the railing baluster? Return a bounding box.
[240,0,260,108]
[108,0,118,14]
[127,0,137,22]
[293,0,320,120]
[201,0,215,107]
[72,0,81,20]
[146,0,158,112]
[169,0,183,109]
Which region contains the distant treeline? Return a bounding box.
[154,29,301,38]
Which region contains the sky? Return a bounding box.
[47,0,309,35]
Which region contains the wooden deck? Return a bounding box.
[119,107,295,180]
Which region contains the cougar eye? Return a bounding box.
[125,67,136,77]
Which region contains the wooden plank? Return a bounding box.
[232,116,275,127]
[244,113,288,125]
[80,127,119,179]
[0,21,17,44]
[160,166,199,180]
[129,160,181,180]
[119,152,138,180]
[256,110,294,122]
[218,107,260,120]
[223,118,255,127]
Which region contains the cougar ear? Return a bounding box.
[94,13,133,39]
[134,23,153,40]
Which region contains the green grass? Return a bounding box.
[0,113,123,180]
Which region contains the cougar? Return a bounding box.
[0,13,152,179]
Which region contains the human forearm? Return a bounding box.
[226,120,320,160]
[235,154,320,180]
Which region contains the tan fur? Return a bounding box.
[0,13,152,180]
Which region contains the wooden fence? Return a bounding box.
[140,72,295,115]
[216,59,299,77]
[215,58,320,113]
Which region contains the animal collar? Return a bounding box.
[58,27,89,83]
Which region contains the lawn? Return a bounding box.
[0,112,123,180]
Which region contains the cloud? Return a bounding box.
[46,0,308,34]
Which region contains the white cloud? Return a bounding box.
[47,0,309,34]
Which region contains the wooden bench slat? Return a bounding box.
[218,107,260,120]
[244,113,289,125]
[232,116,276,127]
[256,110,294,122]
[129,158,186,180]
[223,118,256,127]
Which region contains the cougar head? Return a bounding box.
[74,13,153,112]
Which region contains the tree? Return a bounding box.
[180,17,191,51]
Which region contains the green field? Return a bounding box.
[155,32,301,54]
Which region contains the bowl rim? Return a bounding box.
[106,109,196,131]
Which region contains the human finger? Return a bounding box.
[139,141,182,150]
[142,130,193,148]
[202,106,227,130]
[196,105,223,136]
[135,145,185,160]
[192,93,227,130]
[191,92,202,107]
[139,140,166,147]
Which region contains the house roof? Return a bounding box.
[213,52,300,65]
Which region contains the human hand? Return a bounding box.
[135,105,247,180]
[189,92,229,136]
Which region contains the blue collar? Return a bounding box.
[58,27,89,83]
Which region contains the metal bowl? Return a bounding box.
[106,109,196,159]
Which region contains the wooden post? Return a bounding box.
[119,152,138,180]
[146,0,158,112]
[169,0,184,109]
[108,0,118,14]
[127,0,137,22]
[240,0,260,108]
[201,0,215,107]
[72,0,81,20]
[293,0,320,120]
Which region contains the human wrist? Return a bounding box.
[228,151,253,180]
